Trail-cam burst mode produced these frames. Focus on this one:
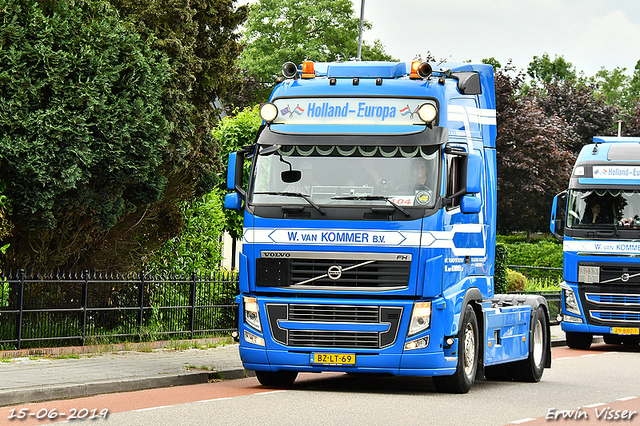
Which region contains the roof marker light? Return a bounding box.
[410,61,432,79]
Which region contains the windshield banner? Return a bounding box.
[593,166,640,179]
[565,240,640,255]
[271,98,433,125]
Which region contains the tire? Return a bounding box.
[512,306,548,382]
[566,331,592,349]
[433,304,479,393]
[255,370,298,387]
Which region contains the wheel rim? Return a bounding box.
[463,323,476,377]
[532,318,544,366]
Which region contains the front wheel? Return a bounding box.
[255,370,298,387]
[566,331,592,349]
[433,304,478,394]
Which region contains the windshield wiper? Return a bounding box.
[331,195,411,217]
[253,192,326,215]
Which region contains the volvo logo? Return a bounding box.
[621,273,630,282]
[262,252,291,258]
[327,265,343,281]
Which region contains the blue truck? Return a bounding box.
[225,60,551,393]
[551,136,640,349]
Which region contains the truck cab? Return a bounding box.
[227,60,551,393]
[551,136,640,348]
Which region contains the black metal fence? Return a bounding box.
[0,269,239,350]
[0,266,563,350]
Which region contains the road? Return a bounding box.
[2,344,639,426]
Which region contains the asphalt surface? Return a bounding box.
[0,326,575,407]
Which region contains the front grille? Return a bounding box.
[289,331,380,348]
[579,262,640,285]
[579,283,640,327]
[266,303,403,349]
[289,304,379,322]
[291,259,409,287]
[590,311,640,323]
[256,251,411,289]
[586,293,640,306]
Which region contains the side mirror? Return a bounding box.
[226,151,246,196]
[461,195,481,214]
[550,191,567,241]
[224,192,243,210]
[466,154,482,194]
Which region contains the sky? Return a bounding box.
[238,0,640,77]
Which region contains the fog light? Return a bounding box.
[563,315,583,324]
[405,336,430,351]
[244,330,265,347]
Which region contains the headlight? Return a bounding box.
[244,296,262,331]
[562,286,581,316]
[408,301,431,336]
[417,103,437,124]
[259,103,278,123]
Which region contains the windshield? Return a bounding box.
[566,189,640,229]
[249,145,439,208]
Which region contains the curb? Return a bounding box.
[0,368,254,407]
[0,337,234,360]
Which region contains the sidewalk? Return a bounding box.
[1,326,569,407]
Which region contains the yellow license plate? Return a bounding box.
[312,353,356,365]
[611,327,640,335]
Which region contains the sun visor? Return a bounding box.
[259,125,449,147]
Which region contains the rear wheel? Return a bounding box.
[433,304,478,393]
[255,370,298,387]
[512,305,548,382]
[566,331,592,349]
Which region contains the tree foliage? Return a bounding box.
[0,0,171,270]
[212,105,262,239]
[0,0,248,271]
[527,53,577,84]
[494,64,576,237]
[238,0,395,87]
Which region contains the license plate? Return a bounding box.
[312,353,356,365]
[611,327,640,335]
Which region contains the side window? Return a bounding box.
[445,153,465,209]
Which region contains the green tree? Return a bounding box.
[0,0,248,271]
[0,0,170,270]
[239,0,395,88]
[527,53,577,84]
[212,105,262,239]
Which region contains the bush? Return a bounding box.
[494,243,508,294]
[506,269,526,292]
